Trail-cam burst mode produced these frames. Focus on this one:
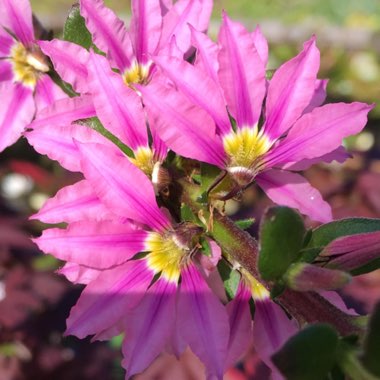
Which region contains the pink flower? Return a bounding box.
[0,0,65,151]
[139,13,373,222]
[33,142,230,379]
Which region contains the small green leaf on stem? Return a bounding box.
[63,4,92,49]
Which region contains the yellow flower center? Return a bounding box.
[223,126,271,173]
[145,232,188,283]
[129,146,156,176]
[122,61,150,86]
[241,269,270,300]
[10,43,49,88]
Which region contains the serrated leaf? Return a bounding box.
[362,302,380,377]
[272,324,339,380]
[235,218,255,230]
[63,4,92,49]
[308,218,380,249]
[258,207,306,281]
[218,260,240,300]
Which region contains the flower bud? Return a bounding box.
[284,263,351,292]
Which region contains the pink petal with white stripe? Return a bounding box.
[130,0,162,64]
[0,82,34,152]
[66,260,153,338]
[78,142,171,231]
[122,278,177,377]
[58,263,101,285]
[0,0,34,45]
[225,282,252,369]
[265,102,373,167]
[154,55,231,135]
[158,0,212,53]
[256,169,332,223]
[34,221,148,269]
[218,13,266,128]
[26,123,109,172]
[87,52,148,150]
[139,81,226,168]
[252,25,268,66]
[80,0,133,71]
[178,264,229,379]
[263,37,320,141]
[32,180,115,224]
[39,40,90,93]
[34,74,66,112]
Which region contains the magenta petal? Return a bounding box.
[26,123,108,172]
[122,278,177,377]
[256,169,332,223]
[253,298,297,375]
[130,0,162,64]
[303,79,328,114]
[87,52,147,150]
[0,30,13,55]
[154,55,231,135]
[32,180,115,224]
[39,40,89,93]
[66,260,153,338]
[80,0,133,71]
[58,263,101,285]
[266,102,373,166]
[178,264,229,379]
[0,0,34,45]
[225,282,252,369]
[191,25,219,81]
[34,74,66,112]
[218,13,266,128]
[252,25,268,66]
[0,82,34,152]
[0,61,12,82]
[34,221,148,269]
[139,81,226,168]
[78,142,171,231]
[28,95,96,129]
[159,0,213,53]
[264,37,320,141]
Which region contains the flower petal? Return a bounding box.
[0,61,12,81]
[0,0,34,45]
[264,37,320,141]
[87,52,148,150]
[252,25,268,66]
[32,180,115,224]
[303,79,328,114]
[34,74,66,112]
[154,55,231,135]
[0,82,34,152]
[58,263,101,285]
[39,39,90,93]
[130,0,162,64]
[34,220,148,268]
[256,169,332,223]
[80,0,133,71]
[122,278,177,377]
[218,13,266,128]
[265,102,373,166]
[178,264,229,379]
[77,141,171,231]
[138,80,226,168]
[66,260,153,338]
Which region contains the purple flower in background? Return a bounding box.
[0,0,65,151]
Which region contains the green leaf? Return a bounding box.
[199,162,222,194]
[63,4,93,49]
[180,203,198,223]
[362,302,380,377]
[258,207,306,280]
[218,260,240,300]
[272,324,339,380]
[234,218,255,230]
[308,218,380,248]
[351,258,380,276]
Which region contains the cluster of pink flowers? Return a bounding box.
[0,0,373,378]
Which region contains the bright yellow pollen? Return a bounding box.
[129,147,155,176]
[10,43,49,88]
[123,62,150,86]
[223,126,271,170]
[145,232,186,283]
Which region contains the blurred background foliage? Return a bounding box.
[1,1,380,379]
